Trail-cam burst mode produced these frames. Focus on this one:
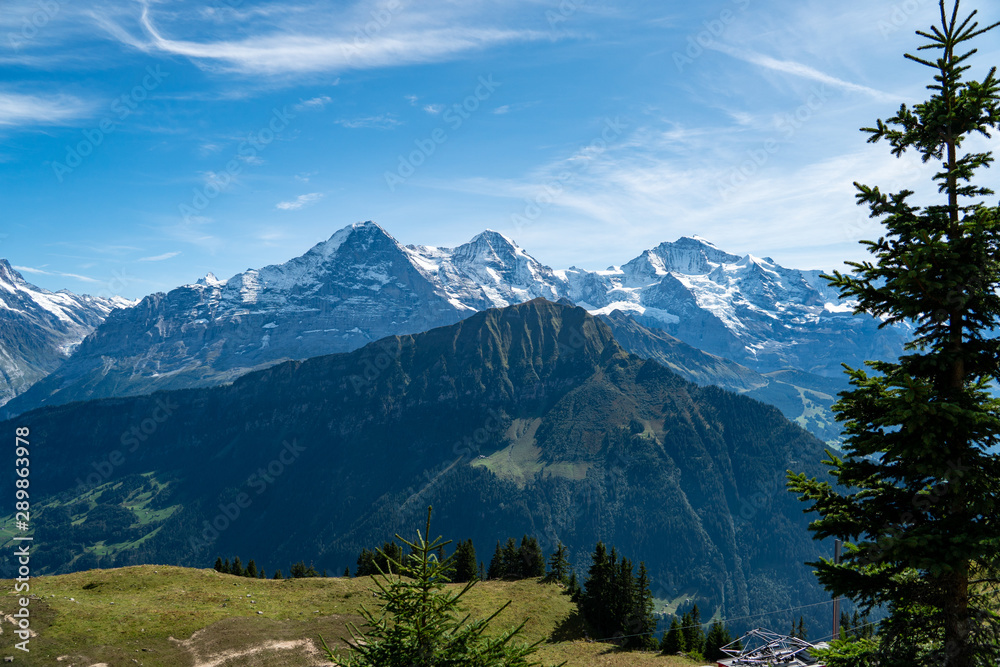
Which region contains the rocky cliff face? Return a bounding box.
[0,259,131,408]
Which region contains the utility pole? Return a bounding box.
[832,539,842,639]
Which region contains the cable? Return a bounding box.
[589,597,841,643]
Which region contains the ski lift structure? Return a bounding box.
[715,628,828,667]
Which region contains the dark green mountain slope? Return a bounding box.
[2,299,832,632]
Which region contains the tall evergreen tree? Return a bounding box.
[320,508,563,667]
[222,558,231,575]
[454,539,478,583]
[519,536,546,578]
[501,538,520,579]
[582,542,613,637]
[231,556,244,577]
[660,616,686,655]
[567,571,581,602]
[544,542,572,585]
[246,559,258,579]
[787,3,1000,665]
[488,541,504,580]
[682,604,704,656]
[625,562,657,650]
[704,621,734,662]
[214,557,223,573]
[610,557,636,641]
[273,569,283,580]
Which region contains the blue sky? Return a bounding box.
[1,0,998,300]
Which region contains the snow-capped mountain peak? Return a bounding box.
[2,224,907,418]
[0,258,132,408]
[0,259,23,289]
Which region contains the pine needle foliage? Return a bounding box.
[788,3,1000,666]
[321,507,564,667]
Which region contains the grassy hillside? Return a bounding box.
[0,565,700,667]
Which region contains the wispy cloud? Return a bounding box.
[707,43,893,100]
[335,114,401,129]
[14,266,100,283]
[117,5,544,77]
[423,104,444,114]
[294,95,332,111]
[276,192,324,210]
[138,251,181,262]
[493,101,538,115]
[0,92,94,126]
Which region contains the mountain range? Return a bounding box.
[5,299,834,633]
[0,222,907,437]
[0,260,130,409]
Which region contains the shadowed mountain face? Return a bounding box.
[7,299,832,631]
[0,260,130,409]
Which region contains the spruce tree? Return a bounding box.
[222,558,231,575]
[273,569,283,580]
[625,562,657,650]
[488,541,504,580]
[356,549,376,577]
[231,556,244,577]
[519,536,546,578]
[502,538,520,579]
[344,566,351,578]
[660,616,686,655]
[454,539,478,583]
[567,571,582,601]
[682,604,704,656]
[214,557,223,573]
[704,621,734,662]
[787,3,1000,665]
[544,542,571,585]
[320,508,564,667]
[582,542,613,637]
[246,559,258,579]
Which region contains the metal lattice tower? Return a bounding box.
[720,628,815,665]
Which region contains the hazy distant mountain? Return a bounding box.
[600,311,849,444]
[2,222,904,425]
[0,259,131,408]
[11,299,832,632]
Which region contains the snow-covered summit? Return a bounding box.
[0,259,132,408]
[2,224,908,418]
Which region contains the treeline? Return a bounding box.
[660,603,739,661]
[219,536,748,656]
[580,541,656,650]
[213,556,323,579]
